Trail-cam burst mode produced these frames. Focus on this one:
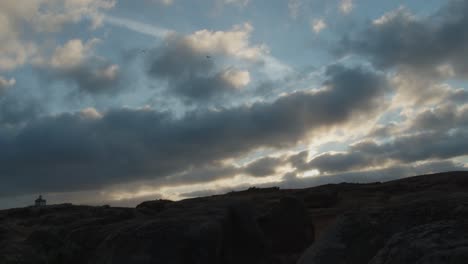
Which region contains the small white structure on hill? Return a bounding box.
[35,195,46,207]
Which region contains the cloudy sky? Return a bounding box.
[1,0,467,208]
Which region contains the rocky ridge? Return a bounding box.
[1,171,467,263]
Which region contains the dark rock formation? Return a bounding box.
[1,171,468,264]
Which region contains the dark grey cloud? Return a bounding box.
[368,102,468,140]
[157,156,286,188]
[368,122,399,139]
[297,129,468,174]
[244,156,283,177]
[449,89,468,104]
[0,95,42,126]
[173,71,242,101]
[147,35,247,101]
[307,151,378,174]
[43,59,121,94]
[148,35,214,79]
[0,64,389,197]
[294,101,468,175]
[408,104,468,132]
[161,164,241,186]
[281,160,466,189]
[288,150,308,171]
[338,0,468,77]
[180,160,466,198]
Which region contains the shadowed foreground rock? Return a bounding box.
[1,171,468,263]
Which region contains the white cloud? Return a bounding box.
[373,6,414,26]
[0,0,115,71]
[97,64,119,81]
[79,107,103,119]
[49,38,99,69]
[339,0,354,14]
[185,23,267,60]
[311,19,327,33]
[34,0,115,32]
[35,38,120,93]
[221,68,251,89]
[0,2,38,70]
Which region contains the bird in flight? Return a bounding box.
[206,55,211,59]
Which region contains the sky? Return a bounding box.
[0,0,467,209]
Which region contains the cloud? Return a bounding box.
[169,70,248,100]
[307,151,378,174]
[281,160,466,189]
[148,23,265,101]
[0,96,42,126]
[0,76,16,94]
[338,1,468,78]
[180,160,466,199]
[389,71,460,108]
[49,38,99,69]
[0,0,115,71]
[146,22,292,101]
[407,104,468,132]
[37,39,120,94]
[339,0,353,14]
[184,23,265,60]
[220,68,251,89]
[148,40,248,100]
[160,164,241,187]
[311,19,327,34]
[244,156,284,177]
[299,128,468,175]
[0,64,389,197]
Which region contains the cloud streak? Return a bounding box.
[104,15,173,39]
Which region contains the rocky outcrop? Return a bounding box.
[1,171,468,264]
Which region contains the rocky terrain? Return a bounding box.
[1,171,468,264]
